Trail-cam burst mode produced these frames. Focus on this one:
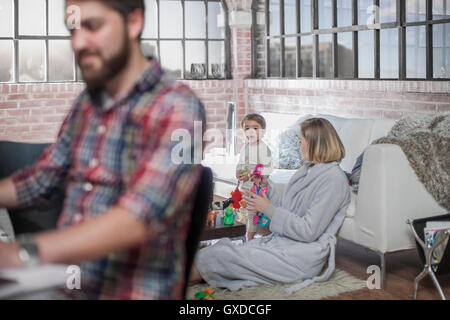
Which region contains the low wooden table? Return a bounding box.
[200,218,246,241]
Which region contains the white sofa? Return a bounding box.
[202,112,447,288]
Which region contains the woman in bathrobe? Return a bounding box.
[191,118,351,293]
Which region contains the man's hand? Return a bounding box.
[0,242,24,269]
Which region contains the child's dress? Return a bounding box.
[236,141,273,236]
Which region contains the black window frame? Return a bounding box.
[141,0,232,80]
[264,0,450,80]
[0,0,232,84]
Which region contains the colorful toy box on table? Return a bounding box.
[250,164,270,227]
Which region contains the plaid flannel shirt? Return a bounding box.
[11,59,206,299]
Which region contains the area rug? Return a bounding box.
[187,269,366,300]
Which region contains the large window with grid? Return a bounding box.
[0,0,231,83]
[266,0,450,80]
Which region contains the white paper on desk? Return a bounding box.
[0,265,69,299]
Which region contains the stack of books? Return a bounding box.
[424,221,450,269]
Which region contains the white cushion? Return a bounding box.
[261,112,311,149]
[268,169,297,195]
[315,115,374,173]
[336,119,374,173]
[369,120,396,143]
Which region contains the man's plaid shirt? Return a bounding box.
[11,59,206,299]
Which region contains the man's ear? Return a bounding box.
[127,8,144,41]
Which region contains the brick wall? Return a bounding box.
[245,79,450,120]
[249,0,450,121]
[0,83,84,143]
[0,81,240,144]
[1,0,449,145]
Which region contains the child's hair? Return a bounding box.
[241,113,267,129]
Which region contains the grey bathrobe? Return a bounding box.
[195,161,351,293]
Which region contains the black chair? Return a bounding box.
[183,165,213,299]
[0,141,64,235]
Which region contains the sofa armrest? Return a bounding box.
[353,144,446,253]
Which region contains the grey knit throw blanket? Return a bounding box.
[373,113,450,211]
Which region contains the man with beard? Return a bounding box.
[0,0,205,300]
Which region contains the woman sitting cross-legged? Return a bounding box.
[189,118,351,293]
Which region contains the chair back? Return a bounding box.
[0,141,64,235]
[183,165,213,298]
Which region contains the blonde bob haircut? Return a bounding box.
[300,118,345,163]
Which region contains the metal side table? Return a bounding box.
[407,218,450,300]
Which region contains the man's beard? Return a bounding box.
[77,34,130,90]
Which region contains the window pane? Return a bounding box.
[49,0,70,36]
[300,0,311,33]
[160,1,182,38]
[0,0,14,37]
[433,23,450,78]
[285,0,297,34]
[208,2,224,39]
[406,26,426,78]
[318,34,333,77]
[318,0,333,29]
[269,0,280,35]
[337,0,353,27]
[358,30,374,78]
[285,37,297,77]
[0,40,14,82]
[185,1,205,38]
[159,41,182,78]
[406,0,426,22]
[209,41,225,79]
[300,35,313,77]
[379,0,396,23]
[141,40,158,59]
[338,32,353,78]
[433,0,450,20]
[142,0,157,38]
[186,41,206,79]
[19,40,46,82]
[49,40,74,81]
[380,28,398,78]
[19,0,46,36]
[269,39,281,77]
[358,0,375,26]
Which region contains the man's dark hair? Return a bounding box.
[103,0,146,39]
[102,0,145,21]
[68,0,146,39]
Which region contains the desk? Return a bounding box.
[200,218,246,242]
[0,265,69,299]
[0,208,14,242]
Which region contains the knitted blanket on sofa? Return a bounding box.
[373,113,450,211]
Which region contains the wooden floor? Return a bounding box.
[212,195,450,300]
[329,238,450,300]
